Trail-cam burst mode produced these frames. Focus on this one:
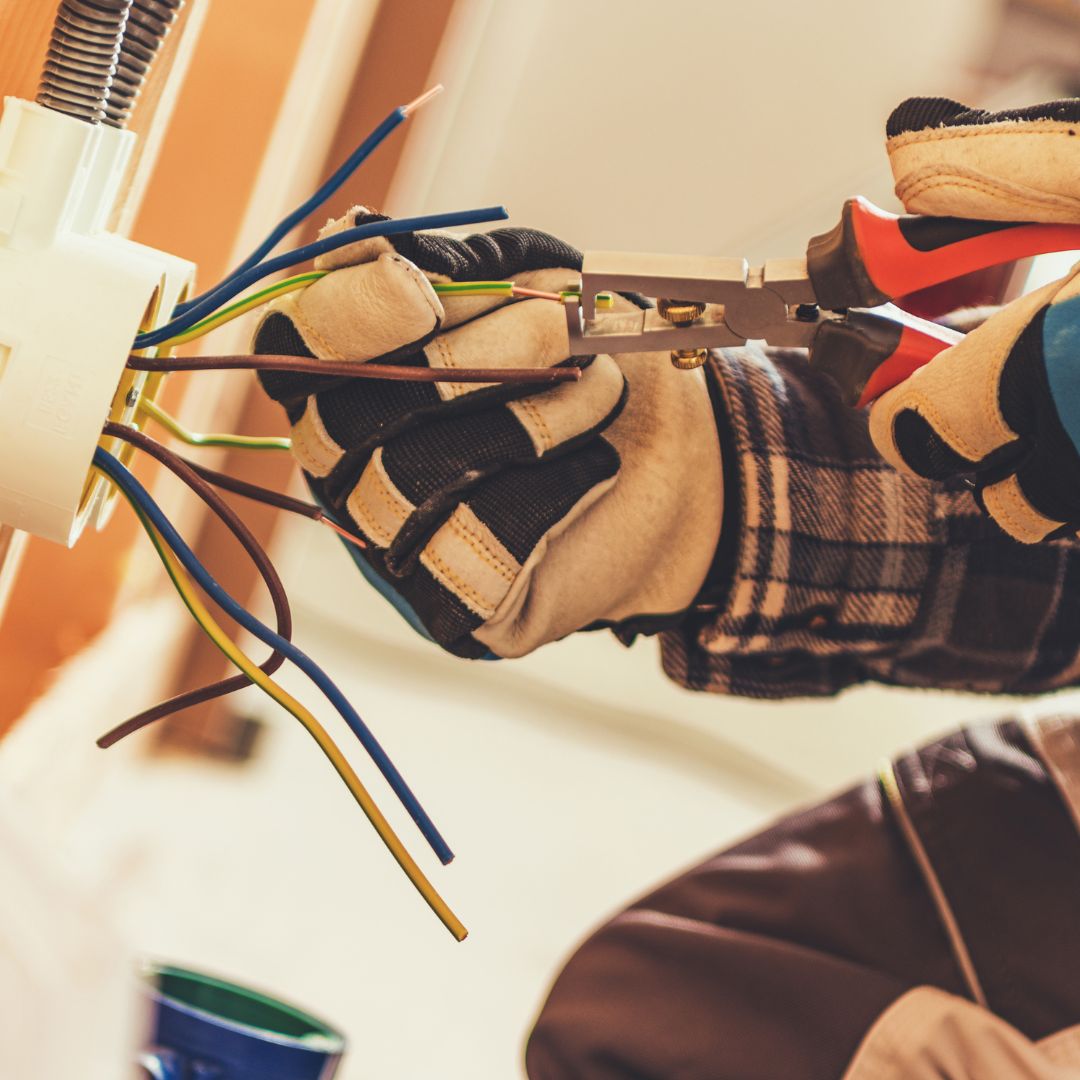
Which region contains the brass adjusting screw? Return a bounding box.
[657,298,708,370]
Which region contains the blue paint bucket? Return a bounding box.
[139,964,346,1080]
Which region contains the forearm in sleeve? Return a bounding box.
[661,344,1080,698]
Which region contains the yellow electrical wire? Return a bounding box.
[137,397,292,452]
[155,271,613,349]
[158,273,513,348]
[106,474,467,941]
[159,272,326,347]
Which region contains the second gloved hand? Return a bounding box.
[254,210,723,658]
[870,264,1080,542]
[871,97,1080,543]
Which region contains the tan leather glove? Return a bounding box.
[254,210,722,658]
[886,97,1080,223]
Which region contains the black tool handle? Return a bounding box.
[810,308,961,407]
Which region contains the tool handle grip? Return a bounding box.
[807,197,1080,310]
[809,307,960,408]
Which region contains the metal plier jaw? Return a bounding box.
[565,197,1080,407]
[565,251,821,356]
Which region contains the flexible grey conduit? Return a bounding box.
[37,0,133,124]
[103,0,184,127]
[36,0,184,128]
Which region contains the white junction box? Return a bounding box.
[0,96,195,546]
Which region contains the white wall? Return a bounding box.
[392,0,999,259]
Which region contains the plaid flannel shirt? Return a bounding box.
[660,345,1080,699]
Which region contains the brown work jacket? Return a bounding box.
[527,715,1080,1079]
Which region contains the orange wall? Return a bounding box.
[132,0,318,289]
[158,0,459,753]
[0,0,317,734]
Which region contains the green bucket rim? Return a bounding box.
[144,963,346,1055]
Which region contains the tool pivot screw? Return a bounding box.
[671,348,709,370]
[658,298,708,370]
[657,298,706,326]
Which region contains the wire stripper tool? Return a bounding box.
[565,198,1080,407]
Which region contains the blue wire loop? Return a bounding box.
[174,108,407,317]
[93,448,454,866]
[134,206,509,349]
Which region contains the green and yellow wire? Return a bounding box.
[159,272,326,347]
[137,397,291,452]
[154,271,613,348]
[108,473,467,941]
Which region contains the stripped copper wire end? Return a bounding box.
[401,84,444,117]
[320,515,368,550]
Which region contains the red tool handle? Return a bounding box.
[806,197,1080,311]
[809,308,961,408]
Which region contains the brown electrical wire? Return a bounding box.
[185,459,319,516]
[97,423,292,749]
[180,456,367,550]
[127,354,582,384]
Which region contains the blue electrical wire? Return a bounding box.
[174,108,407,317]
[133,205,509,349]
[93,448,454,866]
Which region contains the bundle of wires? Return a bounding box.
[99,86,597,937]
[172,86,443,318]
[133,208,512,349]
[132,85,608,352]
[94,446,466,940]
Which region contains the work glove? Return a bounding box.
[253,210,722,658]
[870,97,1080,543]
[885,96,1080,222]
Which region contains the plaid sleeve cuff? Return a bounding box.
[661,345,1080,699]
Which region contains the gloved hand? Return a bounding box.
[885,96,1080,222]
[253,209,722,658]
[870,97,1080,543]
